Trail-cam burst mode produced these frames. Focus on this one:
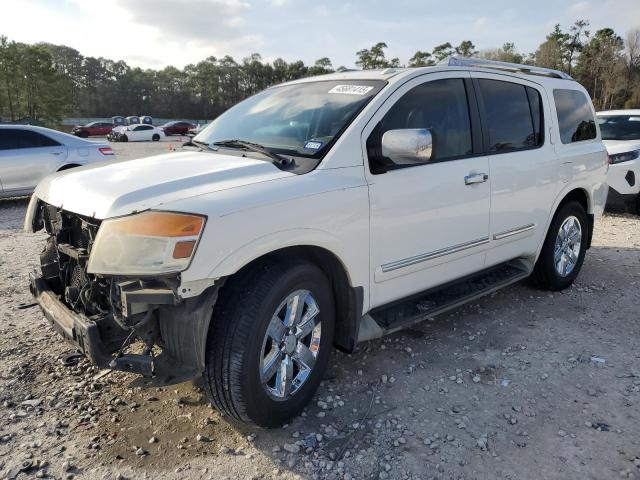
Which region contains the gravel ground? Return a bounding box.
[1,142,639,479]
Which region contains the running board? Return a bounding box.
[360,260,531,340]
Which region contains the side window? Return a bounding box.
[553,89,597,144]
[367,78,473,174]
[477,79,542,153]
[139,125,153,131]
[0,130,19,150]
[16,130,60,148]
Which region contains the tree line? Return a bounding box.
[0,20,639,126]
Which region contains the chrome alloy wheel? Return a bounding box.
[260,289,321,400]
[554,216,582,277]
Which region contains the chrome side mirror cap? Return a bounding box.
[381,128,433,165]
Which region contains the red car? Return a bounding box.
[160,121,196,136]
[71,121,114,138]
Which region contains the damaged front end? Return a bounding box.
[28,201,218,381]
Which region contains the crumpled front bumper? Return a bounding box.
[29,273,113,369]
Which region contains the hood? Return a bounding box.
[33,151,293,219]
[602,139,640,155]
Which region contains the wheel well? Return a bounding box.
[557,188,594,249]
[57,164,81,172]
[232,246,362,353]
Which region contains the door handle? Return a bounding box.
[464,173,488,185]
[50,151,63,156]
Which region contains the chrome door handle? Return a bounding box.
[50,152,63,156]
[464,173,488,185]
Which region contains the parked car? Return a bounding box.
[597,110,640,213]
[161,121,196,136]
[0,125,113,199]
[108,124,163,142]
[26,58,607,428]
[71,121,114,138]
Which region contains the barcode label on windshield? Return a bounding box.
[328,85,374,95]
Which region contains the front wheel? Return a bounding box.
[531,200,588,291]
[203,260,334,427]
[152,134,160,141]
[120,135,128,142]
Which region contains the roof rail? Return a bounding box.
[441,56,574,80]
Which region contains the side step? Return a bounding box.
[361,260,531,340]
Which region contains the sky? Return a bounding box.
[1,0,639,70]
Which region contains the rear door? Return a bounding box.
[363,72,491,308]
[471,73,558,267]
[0,129,67,193]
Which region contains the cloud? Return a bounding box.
[115,0,252,44]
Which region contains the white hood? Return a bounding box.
[602,139,640,155]
[33,151,293,219]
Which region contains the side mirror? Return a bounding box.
[381,128,433,165]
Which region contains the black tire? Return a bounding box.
[531,200,588,291]
[121,135,128,142]
[635,194,640,216]
[79,131,89,138]
[203,259,335,428]
[152,134,160,141]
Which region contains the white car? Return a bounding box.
[25,58,608,427]
[108,124,164,142]
[0,125,114,199]
[597,110,640,214]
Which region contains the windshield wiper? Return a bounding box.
[211,139,291,167]
[191,139,209,150]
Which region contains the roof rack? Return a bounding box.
[441,56,574,80]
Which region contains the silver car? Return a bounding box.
[0,125,114,199]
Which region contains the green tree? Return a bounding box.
[408,51,434,67]
[455,40,477,57]
[480,43,524,64]
[432,42,454,63]
[355,42,399,69]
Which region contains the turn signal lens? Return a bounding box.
[173,240,196,259]
[108,212,204,237]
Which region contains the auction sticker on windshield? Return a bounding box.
[328,85,374,95]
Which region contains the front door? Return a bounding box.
[363,72,491,308]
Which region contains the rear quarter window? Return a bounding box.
[553,89,597,144]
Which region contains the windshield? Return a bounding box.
[194,80,386,158]
[598,115,640,141]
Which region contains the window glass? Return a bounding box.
[553,89,597,143]
[598,115,640,141]
[367,78,472,173]
[478,79,538,152]
[526,86,544,146]
[0,130,19,150]
[16,130,60,148]
[196,80,385,159]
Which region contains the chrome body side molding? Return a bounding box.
[381,237,490,273]
[493,223,535,241]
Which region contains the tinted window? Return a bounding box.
[0,129,59,149]
[526,86,544,146]
[553,89,596,143]
[135,125,153,131]
[367,78,472,173]
[0,130,19,150]
[598,115,640,141]
[478,79,540,152]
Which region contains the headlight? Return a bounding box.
[87,211,205,276]
[608,149,640,164]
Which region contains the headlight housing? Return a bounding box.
[608,149,640,164]
[87,211,205,276]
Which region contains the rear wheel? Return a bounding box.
[531,200,588,291]
[203,259,334,427]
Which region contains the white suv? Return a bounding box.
[25,58,608,427]
[597,110,640,214]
